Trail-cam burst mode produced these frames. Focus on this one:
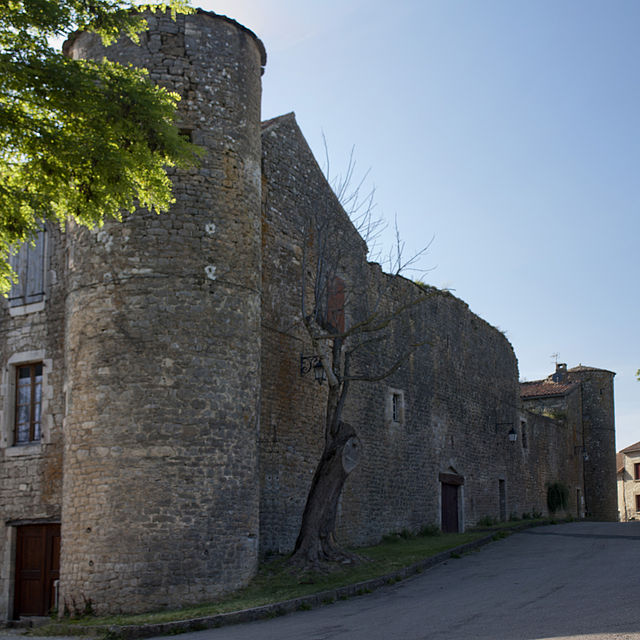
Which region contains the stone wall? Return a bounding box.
[0,225,67,619]
[521,386,585,517]
[618,449,640,521]
[259,114,603,554]
[0,8,618,622]
[519,408,584,518]
[568,368,617,520]
[260,113,574,552]
[259,113,369,554]
[59,11,265,614]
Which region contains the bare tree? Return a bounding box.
[289,150,432,569]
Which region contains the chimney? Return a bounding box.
[551,363,568,383]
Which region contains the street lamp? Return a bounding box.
[300,354,326,385]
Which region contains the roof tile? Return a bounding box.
[520,380,579,398]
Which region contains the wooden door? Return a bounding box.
[14,524,60,618]
[441,483,459,533]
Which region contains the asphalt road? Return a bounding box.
[3,522,639,640]
[160,522,640,640]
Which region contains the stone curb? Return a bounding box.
[35,521,563,639]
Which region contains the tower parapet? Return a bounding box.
[61,10,265,613]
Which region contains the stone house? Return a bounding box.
[520,363,617,521]
[617,441,640,521]
[0,9,618,621]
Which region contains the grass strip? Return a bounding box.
[36,519,562,635]
[38,530,487,631]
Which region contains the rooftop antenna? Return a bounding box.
[550,352,559,366]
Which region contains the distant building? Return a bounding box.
[617,441,640,521]
[521,363,617,521]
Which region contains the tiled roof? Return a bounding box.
[617,452,625,474]
[520,380,579,399]
[568,365,616,375]
[620,440,640,454]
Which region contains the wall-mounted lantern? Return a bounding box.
[496,419,516,442]
[300,354,326,385]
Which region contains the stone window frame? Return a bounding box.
[1,350,52,454]
[14,362,43,445]
[7,227,47,317]
[634,462,640,481]
[385,387,405,427]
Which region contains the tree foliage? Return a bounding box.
[0,0,198,294]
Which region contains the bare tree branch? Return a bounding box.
[291,143,435,570]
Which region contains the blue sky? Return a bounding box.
[200,0,639,449]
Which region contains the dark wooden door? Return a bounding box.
[14,524,60,618]
[441,483,459,533]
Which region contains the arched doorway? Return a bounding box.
[439,471,464,533]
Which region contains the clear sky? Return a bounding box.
[199,0,639,449]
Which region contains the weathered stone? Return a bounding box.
[0,7,616,624]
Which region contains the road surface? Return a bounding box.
[161,522,640,640]
[3,522,639,640]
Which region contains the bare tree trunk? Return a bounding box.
[290,420,361,568]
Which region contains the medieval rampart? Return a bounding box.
[258,113,589,554]
[0,8,617,621]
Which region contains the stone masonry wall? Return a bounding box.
[1,8,617,620]
[335,271,522,543]
[261,114,536,551]
[259,114,594,554]
[521,388,585,517]
[60,11,265,614]
[618,449,640,521]
[259,113,369,554]
[568,368,617,520]
[519,408,584,518]
[0,225,67,620]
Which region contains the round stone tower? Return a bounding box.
[568,366,617,521]
[60,11,265,613]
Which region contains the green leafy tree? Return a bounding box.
[0,0,198,294]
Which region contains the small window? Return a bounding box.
[385,388,405,426]
[635,463,640,481]
[178,127,194,143]
[636,495,640,513]
[14,363,43,444]
[521,421,528,449]
[392,393,400,422]
[8,228,46,307]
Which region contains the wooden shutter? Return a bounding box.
[8,229,45,307]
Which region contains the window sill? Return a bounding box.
[9,300,46,317]
[4,442,43,457]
